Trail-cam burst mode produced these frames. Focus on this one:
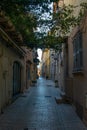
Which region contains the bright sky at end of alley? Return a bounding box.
[37,48,42,62]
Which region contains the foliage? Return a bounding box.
[33,4,77,50]
[0,0,38,48]
[35,2,87,50]
[0,1,87,50]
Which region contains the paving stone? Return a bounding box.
[0,77,87,130]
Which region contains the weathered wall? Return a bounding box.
[67,13,87,122]
[42,49,50,78]
[0,38,25,112]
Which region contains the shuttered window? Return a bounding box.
[73,31,83,71]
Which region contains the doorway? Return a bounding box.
[13,62,21,96]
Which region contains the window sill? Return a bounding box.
[72,69,84,75]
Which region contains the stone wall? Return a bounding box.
[0,37,26,113]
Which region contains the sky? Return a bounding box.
[30,2,53,35]
[36,2,53,67]
[37,48,42,69]
[31,2,53,67]
[37,48,42,62]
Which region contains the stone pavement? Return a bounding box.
[0,77,87,130]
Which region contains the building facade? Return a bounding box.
[0,11,37,113]
[41,48,50,79]
[65,12,87,124]
[0,28,26,113]
[53,0,87,124]
[61,0,87,124]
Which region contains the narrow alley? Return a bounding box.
[0,77,86,130]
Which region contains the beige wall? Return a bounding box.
[64,0,87,17]
[22,47,34,88]
[0,40,25,112]
[57,46,65,92]
[64,0,87,6]
[0,63,2,113]
[42,49,50,78]
[68,37,74,78]
[67,12,87,122]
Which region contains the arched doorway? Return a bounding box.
[13,62,21,96]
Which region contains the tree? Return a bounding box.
[0,0,38,48]
[34,2,87,50]
[0,1,87,49]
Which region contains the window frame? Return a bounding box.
[73,31,83,72]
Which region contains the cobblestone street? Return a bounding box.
[0,77,87,130]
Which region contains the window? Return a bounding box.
[73,31,83,72]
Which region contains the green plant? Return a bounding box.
[0,1,87,49]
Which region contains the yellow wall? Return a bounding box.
[42,49,50,78]
[64,0,87,17]
[64,0,87,6]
